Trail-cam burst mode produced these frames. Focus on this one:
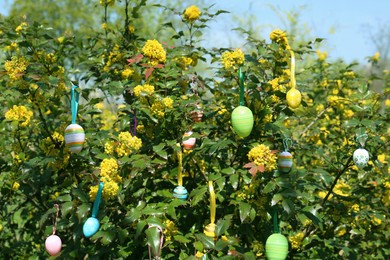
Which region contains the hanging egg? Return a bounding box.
[183,131,196,150]
[83,217,100,238]
[231,106,254,138]
[265,233,289,260]
[278,151,293,173]
[173,185,188,200]
[64,123,85,153]
[353,148,369,169]
[45,234,62,256]
[286,88,301,109]
[191,105,204,122]
[204,223,217,239]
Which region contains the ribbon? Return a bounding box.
[208,181,216,224]
[356,133,368,148]
[238,67,245,106]
[177,149,183,186]
[273,206,279,233]
[92,182,104,218]
[289,49,296,89]
[52,204,60,235]
[71,85,80,124]
[283,138,293,152]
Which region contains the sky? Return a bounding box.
[1,0,389,64]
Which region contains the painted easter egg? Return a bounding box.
[353,148,369,169]
[286,88,301,109]
[204,223,217,239]
[183,131,196,150]
[191,105,204,122]
[278,151,293,173]
[83,217,100,238]
[265,233,289,260]
[45,234,62,256]
[231,106,254,138]
[64,123,85,153]
[173,185,188,200]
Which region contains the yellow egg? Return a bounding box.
[286,88,301,109]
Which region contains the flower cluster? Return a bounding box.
[15,22,27,33]
[134,84,155,97]
[115,132,142,157]
[5,105,33,127]
[100,0,115,6]
[183,5,201,22]
[163,219,178,242]
[4,56,29,81]
[151,96,173,118]
[221,48,244,70]
[142,39,166,65]
[316,50,328,61]
[289,232,304,249]
[269,29,289,48]
[121,66,134,79]
[89,158,121,200]
[247,144,277,172]
[103,44,124,73]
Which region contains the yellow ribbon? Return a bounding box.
[289,49,296,89]
[208,181,216,224]
[177,148,183,186]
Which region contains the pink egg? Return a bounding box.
[183,131,196,150]
[45,234,62,256]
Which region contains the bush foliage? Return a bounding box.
[0,1,389,259]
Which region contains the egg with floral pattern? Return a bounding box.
[353,148,369,169]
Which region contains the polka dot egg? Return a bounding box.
[353,148,369,169]
[64,123,85,153]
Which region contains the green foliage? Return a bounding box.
[0,1,389,259]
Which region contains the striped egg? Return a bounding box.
[231,106,254,138]
[183,131,196,150]
[278,151,293,173]
[65,124,85,153]
[173,185,188,200]
[204,223,217,239]
[265,233,289,260]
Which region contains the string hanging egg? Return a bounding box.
[278,138,293,173]
[83,182,104,238]
[45,204,62,256]
[353,133,369,169]
[183,131,196,150]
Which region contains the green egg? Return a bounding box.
[231,106,254,138]
[265,233,289,260]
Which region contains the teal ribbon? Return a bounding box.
[71,85,80,124]
[283,138,293,152]
[238,67,245,106]
[273,206,279,233]
[92,182,104,218]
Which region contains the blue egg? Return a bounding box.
[173,185,188,200]
[83,217,100,238]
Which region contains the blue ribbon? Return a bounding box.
[92,182,104,218]
[71,85,79,124]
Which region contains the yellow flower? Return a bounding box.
[333,180,351,197]
[343,71,355,79]
[221,48,245,70]
[57,36,65,44]
[343,109,354,118]
[101,23,108,30]
[370,52,380,62]
[15,22,27,33]
[128,25,135,34]
[371,215,382,226]
[183,5,201,22]
[12,182,20,191]
[263,114,272,123]
[269,29,289,48]
[318,190,332,200]
[100,158,119,178]
[335,226,347,237]
[351,204,360,212]
[316,50,328,61]
[266,78,285,92]
[270,95,280,103]
[136,124,145,133]
[121,67,134,79]
[195,251,204,258]
[377,154,386,164]
[101,177,119,200]
[100,0,115,6]
[115,132,142,157]
[385,99,390,107]
[247,144,277,172]
[5,105,33,127]
[151,100,165,118]
[162,97,173,109]
[104,141,115,155]
[4,56,29,81]
[134,84,155,97]
[289,232,304,249]
[142,39,166,65]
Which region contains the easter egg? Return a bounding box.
[83,217,100,238]
[204,223,217,239]
[183,131,196,150]
[64,123,85,153]
[265,233,289,260]
[45,234,62,256]
[353,148,369,169]
[173,185,188,200]
[191,105,204,122]
[231,106,254,138]
[286,88,301,109]
[278,151,293,173]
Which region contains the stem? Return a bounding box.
[300,105,329,137]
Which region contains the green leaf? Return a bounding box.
[61,201,74,217]
[215,215,232,236]
[57,194,72,202]
[101,231,116,245]
[263,180,276,193]
[229,174,239,189]
[271,193,283,206]
[194,241,204,252]
[195,233,215,249]
[145,226,162,257]
[174,235,191,243]
[153,143,167,160]
[239,202,251,223]
[76,203,91,221]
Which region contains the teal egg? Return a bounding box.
[278,151,293,173]
[231,106,254,138]
[265,233,289,260]
[173,185,188,200]
[83,217,100,238]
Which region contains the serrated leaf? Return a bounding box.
[271,193,283,206]
[263,181,276,193]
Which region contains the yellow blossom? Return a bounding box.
[142,39,166,65]
[195,251,204,258]
[370,52,380,62]
[316,50,328,61]
[100,0,115,6]
[121,67,134,79]
[162,97,173,109]
[134,84,155,97]
[4,56,29,81]
[136,124,145,133]
[221,48,245,70]
[5,105,33,127]
[128,25,135,34]
[12,182,20,191]
[385,99,390,107]
[263,114,273,123]
[15,22,27,33]
[151,100,165,118]
[351,204,360,212]
[183,5,201,22]
[104,141,115,155]
[57,36,65,44]
[335,226,347,237]
[270,94,280,103]
[343,109,354,118]
[289,232,304,249]
[115,132,142,157]
[377,154,386,164]
[269,29,289,48]
[343,71,355,79]
[101,23,108,30]
[247,144,277,172]
[100,158,119,178]
[371,215,382,226]
[333,180,351,197]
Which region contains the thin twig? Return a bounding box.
[300,105,329,137]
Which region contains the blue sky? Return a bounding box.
[1,0,389,63]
